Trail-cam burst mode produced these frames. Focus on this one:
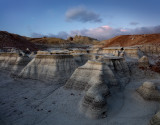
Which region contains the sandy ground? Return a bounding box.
[0,70,160,125]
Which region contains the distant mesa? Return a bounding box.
[67,35,99,44]
[27,37,66,45]
[28,35,98,45]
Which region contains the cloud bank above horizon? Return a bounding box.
[31,25,160,40]
[65,6,102,23]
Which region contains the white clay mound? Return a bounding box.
[64,60,114,90]
[0,53,31,75]
[65,58,130,90]
[80,83,109,119]
[137,81,160,101]
[11,56,31,76]
[0,53,19,70]
[18,54,78,83]
[150,111,160,125]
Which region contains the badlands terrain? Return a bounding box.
[0,31,160,125]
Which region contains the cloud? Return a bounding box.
[125,25,160,35]
[31,25,160,40]
[65,6,102,23]
[69,25,160,40]
[130,22,139,25]
[69,25,115,40]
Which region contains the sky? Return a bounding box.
[0,0,160,40]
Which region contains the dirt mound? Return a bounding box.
[103,34,160,47]
[0,31,38,51]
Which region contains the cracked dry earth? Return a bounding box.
[0,68,160,125]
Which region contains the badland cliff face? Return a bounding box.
[0,32,160,124]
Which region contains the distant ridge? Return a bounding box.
[0,31,38,51]
[103,34,160,47]
[26,37,67,45]
[28,35,99,45]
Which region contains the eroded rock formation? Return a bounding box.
[65,60,110,90]
[65,57,130,90]
[150,111,160,125]
[0,53,31,75]
[80,84,109,119]
[138,56,150,68]
[136,81,160,101]
[18,54,78,83]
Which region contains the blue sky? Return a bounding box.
[0,0,160,40]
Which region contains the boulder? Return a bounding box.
[136,81,160,101]
[150,111,160,125]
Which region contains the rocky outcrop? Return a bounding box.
[138,56,150,68]
[65,60,110,119]
[18,54,78,83]
[80,84,109,119]
[140,45,160,56]
[70,49,89,54]
[101,56,130,87]
[150,111,160,125]
[100,47,143,59]
[123,47,143,59]
[65,57,130,90]
[65,58,130,119]
[0,53,31,75]
[64,60,111,90]
[11,56,31,76]
[100,47,120,56]
[65,60,104,90]
[136,81,160,101]
[72,54,96,67]
[0,53,19,70]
